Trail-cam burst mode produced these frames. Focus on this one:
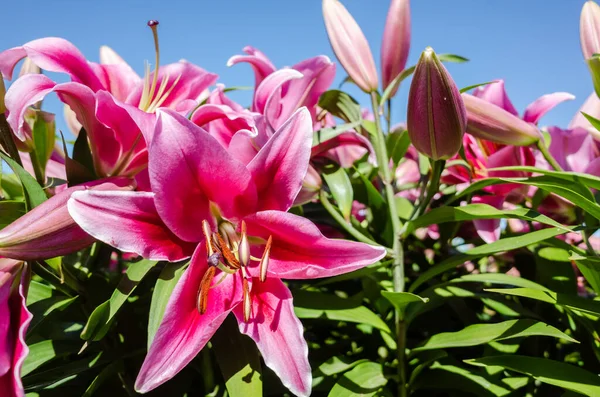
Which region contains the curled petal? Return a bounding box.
[227,46,277,88]
[234,278,311,397]
[68,190,195,262]
[253,68,303,120]
[0,37,103,90]
[244,210,386,279]
[99,45,127,65]
[522,92,575,125]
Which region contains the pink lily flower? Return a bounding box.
[0,259,32,397]
[473,79,575,126]
[67,108,386,395]
[570,92,600,139]
[0,26,217,177]
[228,46,336,130]
[444,134,535,243]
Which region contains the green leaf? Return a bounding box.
[313,121,362,147]
[31,110,56,180]
[437,53,470,63]
[487,165,600,191]
[466,355,600,396]
[354,168,393,245]
[148,261,188,348]
[0,200,26,228]
[380,291,428,320]
[293,290,390,334]
[408,204,571,233]
[327,362,387,397]
[409,227,569,293]
[386,129,411,168]
[582,111,600,134]
[22,341,78,377]
[378,66,416,107]
[0,152,46,210]
[61,130,95,186]
[317,357,369,376]
[570,253,600,295]
[318,90,361,123]
[26,282,78,334]
[485,287,600,317]
[323,166,353,221]
[82,360,122,397]
[450,273,549,291]
[212,315,262,397]
[81,259,156,341]
[414,319,577,352]
[460,81,497,94]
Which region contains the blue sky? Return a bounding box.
[0,0,591,132]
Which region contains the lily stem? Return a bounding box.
[369,91,406,395]
[536,139,563,171]
[319,190,393,256]
[28,150,46,187]
[413,160,445,220]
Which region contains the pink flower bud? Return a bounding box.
[0,178,132,260]
[462,94,541,146]
[322,0,378,93]
[406,47,466,160]
[381,0,411,97]
[581,1,600,60]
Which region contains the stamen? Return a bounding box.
[259,236,272,282]
[216,234,241,269]
[242,278,251,322]
[139,20,162,111]
[238,221,250,267]
[197,266,215,314]
[202,220,214,255]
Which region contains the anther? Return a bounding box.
[259,236,272,282]
[242,278,251,322]
[216,234,241,269]
[197,266,215,314]
[238,221,250,267]
[202,220,214,256]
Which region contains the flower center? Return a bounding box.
[196,219,272,322]
[138,20,182,113]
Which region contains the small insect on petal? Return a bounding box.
[242,278,251,322]
[259,236,273,282]
[238,221,250,267]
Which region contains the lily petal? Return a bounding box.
[0,37,103,91]
[472,79,518,116]
[253,69,303,118]
[244,210,386,279]
[227,46,277,88]
[471,196,504,243]
[522,92,575,125]
[68,190,195,262]
[0,178,131,260]
[234,278,311,397]
[135,246,243,393]
[150,109,257,241]
[248,108,312,212]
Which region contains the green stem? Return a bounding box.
[0,113,22,166]
[28,151,45,187]
[385,99,392,134]
[370,91,406,395]
[319,190,393,256]
[536,139,563,171]
[413,160,445,220]
[397,320,407,397]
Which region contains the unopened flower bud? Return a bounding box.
[406,47,466,160]
[322,0,378,93]
[381,0,411,97]
[581,1,600,60]
[462,94,541,146]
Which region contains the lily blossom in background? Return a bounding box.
[68,108,385,396]
[0,259,31,397]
